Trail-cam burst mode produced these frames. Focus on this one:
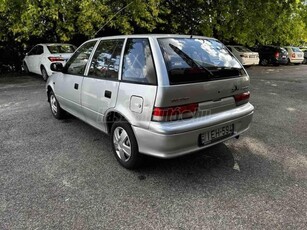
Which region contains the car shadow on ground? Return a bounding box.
[139,143,235,173]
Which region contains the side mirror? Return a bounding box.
[50,63,64,72]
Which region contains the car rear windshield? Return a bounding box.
[158,38,243,85]
[234,46,252,52]
[47,45,76,54]
[291,47,302,52]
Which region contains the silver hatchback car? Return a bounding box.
[46,34,254,169]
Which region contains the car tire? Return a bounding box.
[260,59,268,66]
[23,62,29,74]
[49,91,64,119]
[41,66,49,81]
[111,121,142,169]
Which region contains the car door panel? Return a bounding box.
[54,40,98,120]
[81,39,124,132]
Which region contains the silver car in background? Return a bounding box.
[46,34,254,169]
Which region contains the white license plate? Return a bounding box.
[199,124,234,146]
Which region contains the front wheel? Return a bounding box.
[23,62,29,74]
[49,91,64,119]
[111,121,142,169]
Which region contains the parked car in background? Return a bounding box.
[227,45,259,67]
[251,45,288,66]
[46,34,254,169]
[23,43,76,80]
[301,48,307,64]
[284,46,304,64]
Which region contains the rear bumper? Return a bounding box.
[133,103,254,158]
[242,58,259,66]
[289,58,303,64]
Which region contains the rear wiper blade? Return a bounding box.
[169,43,214,76]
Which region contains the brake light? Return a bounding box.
[292,53,296,58]
[234,92,250,106]
[275,52,279,58]
[152,103,198,122]
[48,57,64,62]
[240,54,248,58]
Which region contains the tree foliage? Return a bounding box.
[0,0,306,48]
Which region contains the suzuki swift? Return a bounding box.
[46,34,254,169]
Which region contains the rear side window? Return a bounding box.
[158,38,243,85]
[36,45,44,55]
[122,38,157,85]
[88,39,124,79]
[64,41,97,75]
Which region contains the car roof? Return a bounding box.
[86,34,217,42]
[37,43,75,46]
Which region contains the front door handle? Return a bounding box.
[74,83,79,90]
[105,90,112,98]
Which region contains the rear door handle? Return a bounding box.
[105,90,112,98]
[74,83,79,90]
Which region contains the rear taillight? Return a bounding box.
[152,103,198,122]
[240,54,248,58]
[292,53,296,58]
[48,57,64,62]
[275,52,280,58]
[234,92,250,106]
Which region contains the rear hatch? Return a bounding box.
[47,44,76,62]
[291,47,304,60]
[277,48,288,61]
[154,37,250,122]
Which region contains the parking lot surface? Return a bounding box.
[1,65,307,229]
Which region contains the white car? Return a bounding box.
[23,43,76,80]
[284,46,304,64]
[227,45,259,67]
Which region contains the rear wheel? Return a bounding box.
[111,121,142,169]
[260,59,268,66]
[41,66,48,81]
[49,91,64,119]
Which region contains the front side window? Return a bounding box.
[122,38,157,85]
[88,39,124,79]
[158,38,243,85]
[64,41,97,75]
[28,46,38,55]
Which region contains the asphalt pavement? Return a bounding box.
[0,65,307,229]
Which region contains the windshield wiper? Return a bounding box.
[169,43,214,76]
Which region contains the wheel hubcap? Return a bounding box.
[50,95,57,115]
[113,127,131,162]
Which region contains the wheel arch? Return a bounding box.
[106,110,130,135]
[47,85,54,102]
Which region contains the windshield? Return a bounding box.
[47,45,76,54]
[234,46,252,52]
[158,38,243,84]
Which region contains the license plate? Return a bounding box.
[199,124,234,146]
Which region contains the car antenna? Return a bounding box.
[92,1,134,38]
